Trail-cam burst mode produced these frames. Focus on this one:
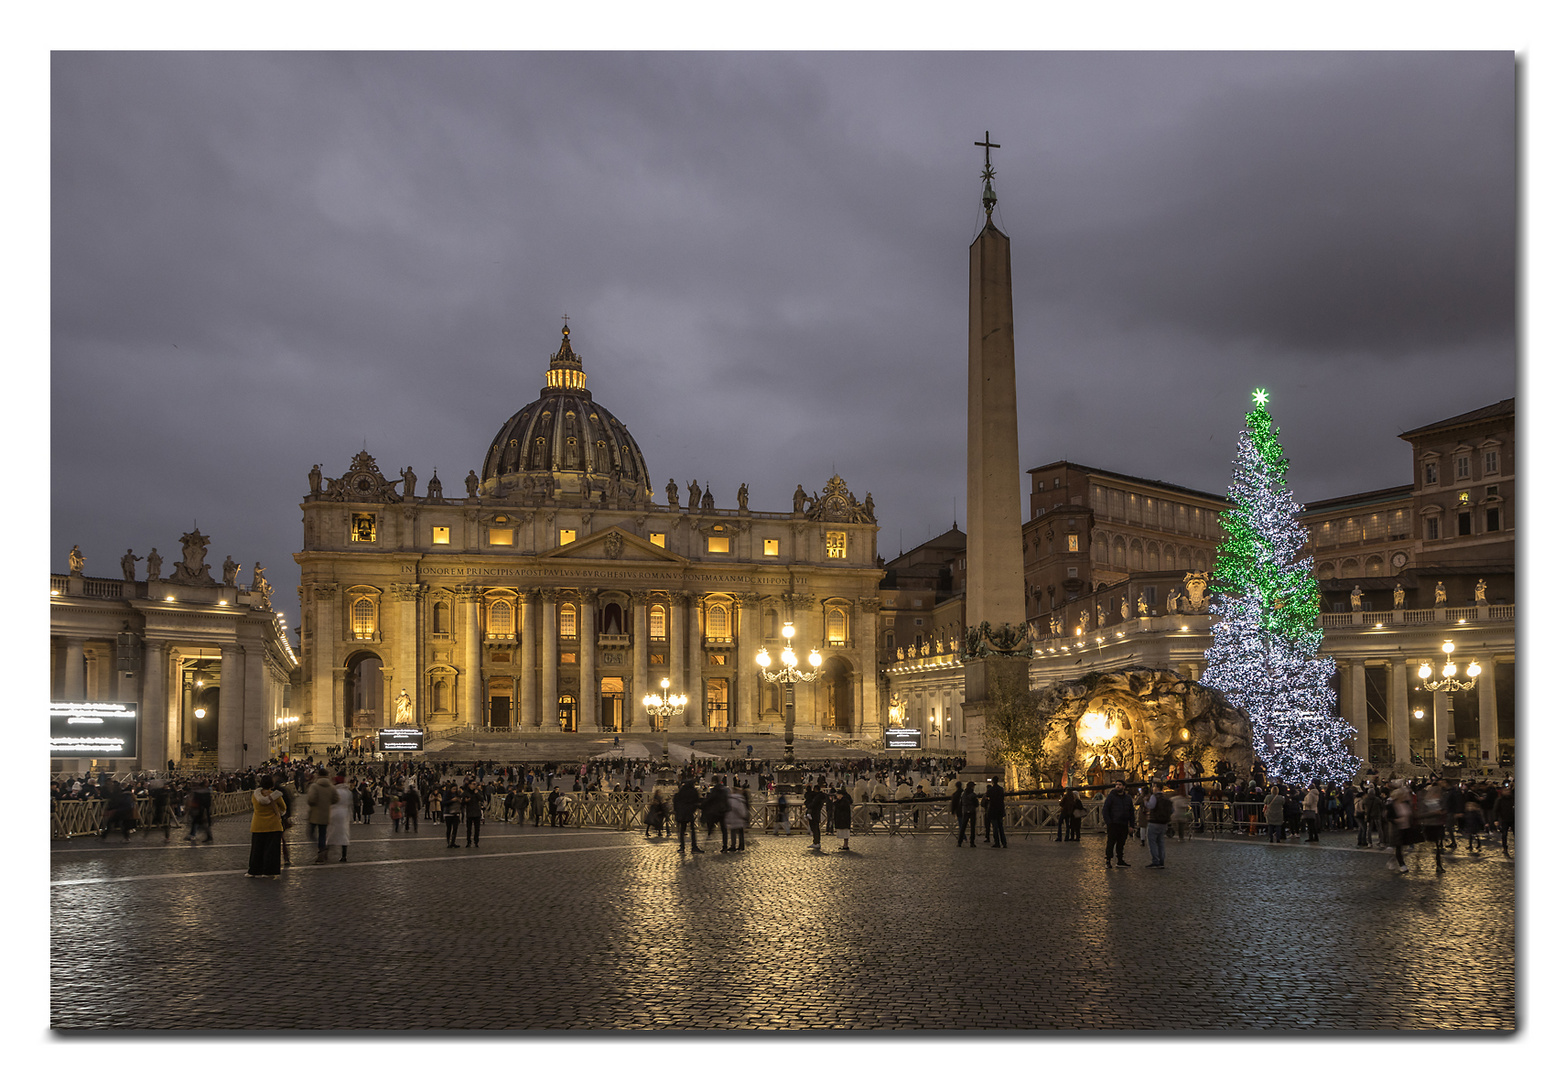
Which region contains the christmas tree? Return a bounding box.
[1202,389,1360,785]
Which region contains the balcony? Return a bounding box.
[598,633,630,649]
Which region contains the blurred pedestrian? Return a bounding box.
[832,783,854,851]
[674,778,703,853]
[246,775,287,878]
[305,767,337,863]
[326,773,352,862]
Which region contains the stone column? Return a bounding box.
[858,597,880,740]
[217,644,244,771]
[630,592,650,731]
[736,593,761,731]
[1476,653,1498,766]
[243,644,268,769]
[459,587,483,730]
[143,640,168,769]
[1347,660,1369,763]
[518,590,537,729]
[790,593,820,734]
[63,638,86,699]
[1432,689,1452,763]
[309,584,340,744]
[391,583,424,727]
[578,589,598,730]
[686,592,704,728]
[669,592,687,704]
[1391,659,1412,766]
[539,589,558,730]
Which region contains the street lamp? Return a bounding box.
[641,677,687,778]
[756,620,822,766]
[1418,640,1481,764]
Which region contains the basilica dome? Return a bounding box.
[479,324,653,503]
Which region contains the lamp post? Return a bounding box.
[641,677,688,779]
[756,621,822,767]
[1418,640,1480,765]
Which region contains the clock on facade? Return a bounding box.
[1391,552,1407,569]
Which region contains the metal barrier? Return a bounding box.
[52,789,272,840]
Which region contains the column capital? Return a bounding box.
[738,592,764,610]
[858,595,881,614]
[576,587,598,605]
[629,590,653,606]
[538,588,560,603]
[453,585,485,601]
[312,583,339,599]
[389,582,426,601]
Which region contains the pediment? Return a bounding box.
[540,526,690,565]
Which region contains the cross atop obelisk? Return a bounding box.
[974,130,1000,218]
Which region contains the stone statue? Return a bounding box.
[222,555,240,587]
[120,549,140,581]
[1350,584,1363,611]
[1475,578,1487,603]
[1096,602,1106,627]
[428,471,442,501]
[1076,610,1090,633]
[1167,587,1181,615]
[701,485,714,511]
[1393,583,1405,609]
[401,466,417,498]
[1184,572,1209,612]
[68,545,84,575]
[737,483,749,511]
[896,646,905,661]
[793,484,807,513]
[308,463,322,495]
[688,479,701,511]
[1138,595,1148,616]
[667,478,680,509]
[145,548,162,581]
[1120,596,1130,620]
[465,470,480,498]
[250,562,271,601]
[1434,580,1447,605]
[863,492,875,521]
[394,688,413,726]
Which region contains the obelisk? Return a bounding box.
[963,132,1029,772]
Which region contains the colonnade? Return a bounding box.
[1338,653,1504,766]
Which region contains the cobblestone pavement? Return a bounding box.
[50,818,1515,1030]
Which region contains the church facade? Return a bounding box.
[294,325,882,748]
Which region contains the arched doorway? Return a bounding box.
[343,651,384,735]
[600,676,625,731]
[823,656,855,734]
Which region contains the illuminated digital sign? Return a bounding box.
[883,727,923,749]
[377,728,425,752]
[51,701,139,758]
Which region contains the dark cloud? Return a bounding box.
[51,52,1517,627]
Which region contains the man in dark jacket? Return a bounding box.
[1145,784,1174,868]
[441,782,462,847]
[673,779,703,853]
[804,783,827,851]
[702,777,730,851]
[1101,781,1135,867]
[985,778,1008,848]
[462,780,485,847]
[959,782,979,847]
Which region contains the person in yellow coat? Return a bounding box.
[246,776,287,878]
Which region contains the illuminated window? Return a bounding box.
[559,652,576,665]
[351,598,375,639]
[559,603,578,639]
[489,600,513,638]
[649,532,666,548]
[826,530,847,559]
[650,605,667,640]
[707,536,730,554]
[559,529,576,546]
[1066,533,1079,553]
[827,606,848,645]
[707,603,730,638]
[763,538,779,557]
[1458,490,1470,505]
[489,527,514,546]
[351,513,376,542]
[432,526,450,545]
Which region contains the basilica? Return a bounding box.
[293,325,883,749]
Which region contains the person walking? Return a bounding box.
[959,781,979,848]
[273,772,294,868]
[147,776,173,841]
[462,780,485,847]
[1060,788,1083,842]
[673,778,703,853]
[1264,785,1287,843]
[402,785,421,833]
[441,782,462,848]
[1386,783,1414,873]
[304,767,337,863]
[831,783,854,851]
[804,783,826,851]
[1302,783,1322,842]
[724,784,750,852]
[1494,783,1515,857]
[1143,784,1173,868]
[246,776,287,878]
[1102,781,1134,867]
[326,773,353,862]
[185,777,214,843]
[703,777,730,851]
[985,777,1008,849]
[1416,779,1448,873]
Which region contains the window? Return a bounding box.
[1053,477,1061,489]
[1484,449,1499,475]
[559,652,576,665]
[1425,517,1440,541]
[650,605,666,640]
[558,529,576,546]
[489,600,513,638]
[351,597,375,639]
[432,526,450,545]
[432,601,450,636]
[1457,512,1472,537]
[706,603,730,639]
[559,603,577,639]
[489,527,514,546]
[1066,533,1079,553]
[826,607,848,645]
[1066,566,1078,578]
[649,532,666,548]
[1424,462,1439,486]
[707,536,730,554]
[1486,507,1501,532]
[352,513,376,542]
[763,538,780,557]
[826,531,847,559]
[1456,456,1471,479]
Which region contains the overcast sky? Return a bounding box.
[51,52,1516,632]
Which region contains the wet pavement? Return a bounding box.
[50,818,1515,1030]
